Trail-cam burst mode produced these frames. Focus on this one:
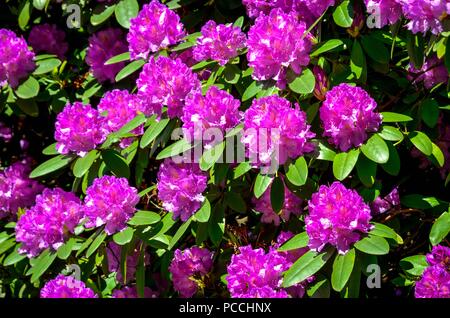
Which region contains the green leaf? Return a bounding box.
[242,80,263,102]
[354,235,390,255]
[350,39,367,82]
[381,112,413,123]
[381,142,400,176]
[3,247,26,266]
[288,68,315,94]
[307,276,331,298]
[285,156,308,186]
[333,0,353,28]
[331,248,355,292]
[406,33,424,70]
[91,4,117,26]
[115,0,139,29]
[42,143,58,156]
[86,232,107,257]
[333,149,360,181]
[113,227,135,246]
[430,211,450,246]
[223,64,241,84]
[73,150,98,178]
[15,99,39,117]
[156,138,193,160]
[33,0,48,10]
[356,155,377,187]
[378,126,404,142]
[400,255,428,276]
[57,238,76,260]
[361,35,390,64]
[446,37,450,73]
[311,39,345,57]
[140,118,169,148]
[194,199,211,223]
[233,161,252,179]
[169,218,192,250]
[30,155,74,178]
[102,149,130,178]
[317,142,336,161]
[282,248,334,288]
[409,131,433,156]
[431,143,445,168]
[401,194,440,209]
[233,16,244,28]
[254,173,273,199]
[225,192,247,213]
[421,99,440,128]
[277,232,309,252]
[128,211,161,226]
[18,1,32,30]
[115,113,147,137]
[199,142,225,171]
[30,250,57,283]
[115,59,145,82]
[270,176,285,213]
[34,58,61,75]
[104,52,130,65]
[0,238,15,255]
[361,134,389,164]
[136,243,146,298]
[15,76,40,99]
[208,203,225,246]
[370,222,403,244]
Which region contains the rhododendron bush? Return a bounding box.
[1,0,450,299]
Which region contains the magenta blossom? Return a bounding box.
[193,20,246,66]
[398,0,450,35]
[408,56,449,89]
[106,241,150,283]
[112,286,158,298]
[127,0,186,60]
[169,246,214,298]
[364,0,403,28]
[415,265,450,298]
[157,159,208,222]
[83,176,139,235]
[320,83,382,152]
[305,181,373,254]
[86,28,128,83]
[28,23,68,59]
[40,275,97,298]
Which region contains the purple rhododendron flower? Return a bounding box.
[86,28,128,83]
[169,246,213,298]
[55,102,108,157]
[398,0,450,35]
[106,241,150,283]
[98,89,145,148]
[242,95,315,169]
[137,56,200,118]
[426,245,450,269]
[415,265,450,298]
[0,122,12,142]
[157,159,208,222]
[182,86,242,144]
[313,65,329,101]
[253,177,302,226]
[40,275,97,298]
[193,20,246,66]
[28,23,68,59]
[246,8,312,88]
[127,0,186,60]
[364,0,403,28]
[371,187,400,214]
[84,176,139,235]
[15,188,83,258]
[226,245,290,298]
[305,181,373,254]
[0,158,44,219]
[408,56,449,89]
[0,29,35,88]
[112,286,158,298]
[320,83,382,152]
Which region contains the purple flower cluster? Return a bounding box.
[253,178,302,226]
[415,245,450,298]
[305,181,373,254]
[157,159,208,222]
[371,187,400,214]
[98,89,144,148]
[0,159,44,219]
[320,83,382,152]
[181,86,242,143]
[169,246,213,298]
[127,0,186,60]
[137,56,200,118]
[193,20,246,66]
[364,0,403,28]
[0,29,35,88]
[28,24,68,59]
[86,28,128,83]
[398,0,450,35]
[106,241,150,283]
[247,8,312,88]
[55,102,108,157]
[40,275,97,298]
[15,188,83,258]
[84,176,139,235]
[112,286,158,298]
[409,56,449,89]
[226,245,291,298]
[242,95,315,168]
